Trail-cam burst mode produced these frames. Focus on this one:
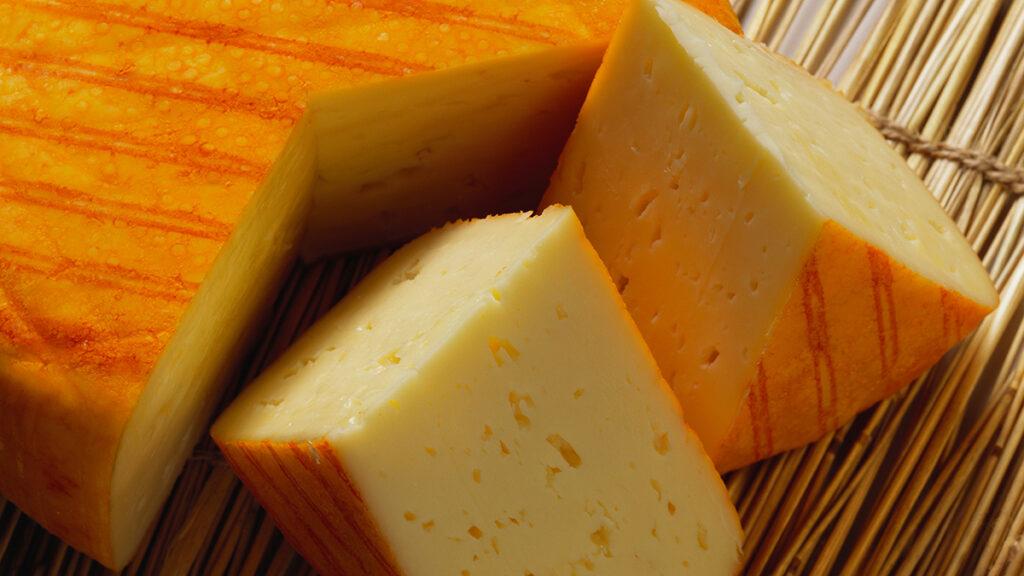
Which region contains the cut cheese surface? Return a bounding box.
[213,206,742,576]
[542,0,998,470]
[0,0,742,567]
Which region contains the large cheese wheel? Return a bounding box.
[0,0,739,567]
[541,0,998,471]
[213,206,743,576]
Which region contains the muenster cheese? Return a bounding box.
[542,0,998,471]
[213,206,742,576]
[0,0,740,567]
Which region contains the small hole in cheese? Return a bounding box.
[703,348,720,368]
[633,189,658,217]
[508,392,534,429]
[468,525,483,539]
[679,106,697,131]
[668,172,681,190]
[489,337,520,366]
[642,57,653,79]
[590,526,612,558]
[546,466,561,489]
[615,275,630,294]
[697,522,709,550]
[393,258,421,284]
[378,351,401,366]
[547,434,582,468]
[653,433,670,455]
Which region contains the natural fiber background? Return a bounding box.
[2,0,1023,574]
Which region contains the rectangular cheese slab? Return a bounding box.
[2,2,732,567]
[213,206,742,575]
[542,0,998,470]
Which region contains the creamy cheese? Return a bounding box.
[542,0,997,469]
[214,206,742,575]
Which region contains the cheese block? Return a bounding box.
[541,0,999,471]
[212,206,743,576]
[0,0,740,567]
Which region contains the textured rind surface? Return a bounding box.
[0,1,621,565]
[0,0,740,567]
[218,440,401,576]
[715,221,994,471]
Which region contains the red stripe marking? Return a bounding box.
[354,0,578,45]
[316,442,401,574]
[0,242,198,303]
[0,258,192,304]
[18,0,431,76]
[2,178,230,233]
[746,383,762,461]
[801,254,839,433]
[867,247,898,380]
[1,243,200,291]
[0,110,267,179]
[291,443,403,575]
[0,179,233,242]
[233,444,343,570]
[747,361,773,461]
[0,48,303,123]
[0,279,161,371]
[264,444,357,568]
[939,287,960,345]
[289,444,372,575]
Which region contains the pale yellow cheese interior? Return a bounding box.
[543,0,997,455]
[107,38,601,566]
[304,44,603,258]
[109,122,317,567]
[652,0,992,305]
[105,37,604,567]
[215,206,741,575]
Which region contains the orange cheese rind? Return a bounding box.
[0,0,741,567]
[714,220,993,471]
[219,439,402,576]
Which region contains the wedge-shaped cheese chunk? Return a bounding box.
[542,0,998,471]
[212,206,742,576]
[0,1,741,567]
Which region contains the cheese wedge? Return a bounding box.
[541,0,998,471]
[212,206,743,576]
[0,1,740,567]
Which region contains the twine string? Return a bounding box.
[867,111,1024,194]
